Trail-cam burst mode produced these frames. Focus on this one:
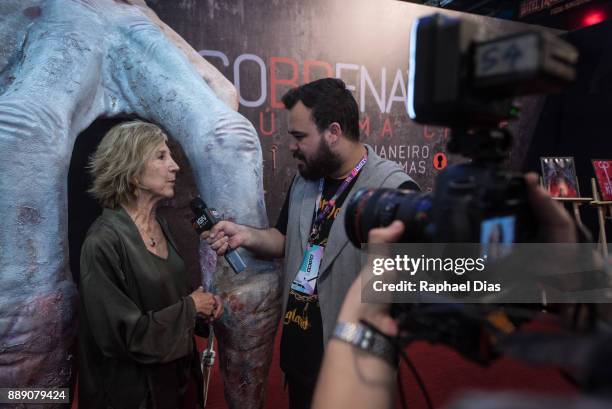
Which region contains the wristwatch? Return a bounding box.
[332,321,398,367]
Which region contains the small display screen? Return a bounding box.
[480,215,515,260]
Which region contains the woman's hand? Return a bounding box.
[189,287,216,317]
[190,287,224,321]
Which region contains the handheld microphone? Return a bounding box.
[190,197,247,274]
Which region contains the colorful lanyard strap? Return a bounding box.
[309,154,368,244]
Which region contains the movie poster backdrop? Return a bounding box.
[149,0,549,222]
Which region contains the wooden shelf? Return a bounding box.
[552,197,593,203]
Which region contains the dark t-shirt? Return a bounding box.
[275,178,419,236]
[277,175,418,386]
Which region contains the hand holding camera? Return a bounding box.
[337,220,407,337]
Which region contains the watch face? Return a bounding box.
[336,322,361,342]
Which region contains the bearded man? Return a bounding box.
[204,78,418,409]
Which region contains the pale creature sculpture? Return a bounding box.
[0,1,280,408]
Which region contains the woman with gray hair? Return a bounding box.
[78,120,222,409]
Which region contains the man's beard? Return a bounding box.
[294,139,343,180]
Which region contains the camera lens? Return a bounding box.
[345,187,433,247]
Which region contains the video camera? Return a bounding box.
[343,13,580,365]
[345,13,578,246]
[342,14,612,409]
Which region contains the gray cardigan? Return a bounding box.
[282,144,416,345]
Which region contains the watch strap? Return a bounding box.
[332,321,398,367]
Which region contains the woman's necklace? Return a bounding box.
[123,205,160,248]
[138,223,158,248]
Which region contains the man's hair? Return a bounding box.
[281,78,360,141]
[88,120,168,208]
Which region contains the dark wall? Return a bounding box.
[524,20,612,238]
[68,118,122,283]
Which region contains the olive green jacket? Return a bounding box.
[78,207,205,409]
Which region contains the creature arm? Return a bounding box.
[123,0,239,110]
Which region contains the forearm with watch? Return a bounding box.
[312,304,398,409]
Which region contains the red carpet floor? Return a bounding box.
[197,330,288,409]
[73,316,576,408]
[201,317,576,409]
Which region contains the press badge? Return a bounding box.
[291,244,325,295]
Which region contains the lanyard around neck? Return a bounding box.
[309,154,368,243]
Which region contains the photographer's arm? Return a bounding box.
[203,221,285,259]
[312,221,405,409]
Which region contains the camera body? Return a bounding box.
[345,13,579,365]
[346,13,577,249]
[432,162,535,243]
[347,163,534,245]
